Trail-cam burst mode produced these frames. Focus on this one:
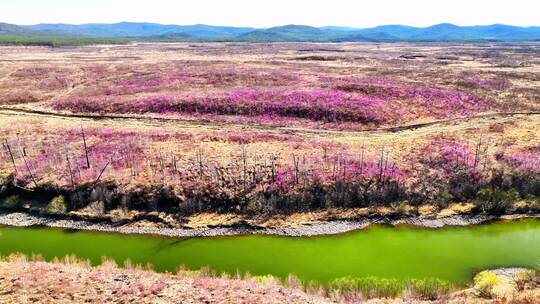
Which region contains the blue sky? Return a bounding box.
[0,0,538,27]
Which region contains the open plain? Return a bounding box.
[0,43,538,226]
[0,42,539,303]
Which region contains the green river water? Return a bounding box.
[0,219,539,285]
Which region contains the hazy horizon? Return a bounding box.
[1,0,539,28]
[6,21,540,29]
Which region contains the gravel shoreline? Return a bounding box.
[0,212,538,237]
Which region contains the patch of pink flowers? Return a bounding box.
[52,72,492,126]
[321,76,490,119]
[497,149,540,174]
[55,89,389,124]
[421,139,476,172]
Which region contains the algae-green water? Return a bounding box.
[0,219,539,284]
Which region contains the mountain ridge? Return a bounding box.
[2,22,540,42]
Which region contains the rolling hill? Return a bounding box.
[0,23,41,35]
[238,25,347,42]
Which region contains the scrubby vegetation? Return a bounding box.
[514,268,540,292]
[328,276,451,300]
[1,195,23,210]
[0,123,537,217]
[45,195,67,214]
[0,43,538,221]
[0,254,328,303]
[1,254,538,303]
[474,271,503,298]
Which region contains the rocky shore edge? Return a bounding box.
[0,211,538,237]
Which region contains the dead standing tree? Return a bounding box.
[242,145,248,193]
[4,139,17,175]
[93,151,118,185]
[17,141,38,188]
[81,125,91,169]
[65,147,82,205]
[378,145,385,186]
[293,154,299,184]
[196,148,204,175]
[65,149,76,188]
[269,153,276,182]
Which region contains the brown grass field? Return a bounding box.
[0,42,538,223]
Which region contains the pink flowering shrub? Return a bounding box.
[50,72,493,127]
[54,89,389,124]
[54,82,487,125]
[409,139,486,203]
[321,76,490,119]
[497,150,540,174]
[494,148,540,197]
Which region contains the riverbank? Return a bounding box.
[0,254,330,304]
[0,208,537,237]
[0,254,538,304]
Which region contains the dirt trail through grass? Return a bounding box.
[0,105,538,139]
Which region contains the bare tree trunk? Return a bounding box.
[378,146,385,185]
[4,139,17,174]
[360,144,365,175]
[482,137,491,172]
[270,154,276,182]
[66,152,75,188]
[473,137,482,169]
[94,156,112,184]
[81,125,91,169]
[18,144,38,188]
[159,152,164,173]
[252,152,258,184]
[197,148,204,175]
[242,145,248,192]
[65,151,82,206]
[342,155,347,177]
[293,155,299,184]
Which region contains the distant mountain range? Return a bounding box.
[23,22,255,38]
[2,22,540,42]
